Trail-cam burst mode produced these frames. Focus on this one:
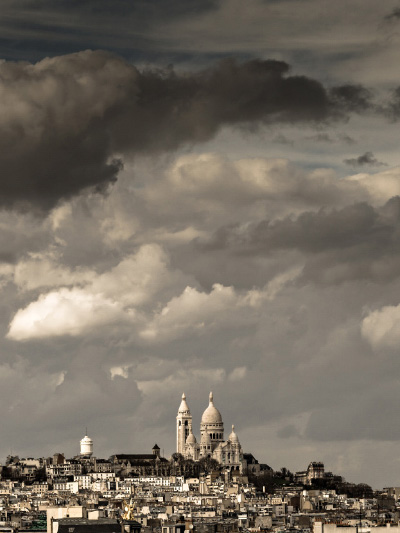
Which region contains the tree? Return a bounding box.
[171,453,184,463]
[198,456,220,474]
[34,467,47,482]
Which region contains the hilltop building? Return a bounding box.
[176,392,243,472]
[80,434,93,458]
[294,461,325,484]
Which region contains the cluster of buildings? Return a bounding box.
[177,393,243,472]
[0,393,397,533]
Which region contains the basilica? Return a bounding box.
[176,392,243,472]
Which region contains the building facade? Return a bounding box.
[176,392,243,472]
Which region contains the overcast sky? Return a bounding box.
[2,0,400,489]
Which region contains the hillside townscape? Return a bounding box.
[0,393,396,533]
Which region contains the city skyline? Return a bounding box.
[0,1,400,490]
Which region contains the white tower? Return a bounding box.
[176,392,192,454]
[80,434,93,457]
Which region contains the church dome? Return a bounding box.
[186,431,197,445]
[178,392,191,414]
[201,392,222,424]
[228,425,239,444]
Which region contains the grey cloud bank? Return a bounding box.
[0,50,386,211]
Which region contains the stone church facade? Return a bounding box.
[176,392,243,472]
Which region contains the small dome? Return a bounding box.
[201,392,222,424]
[178,392,191,414]
[80,435,93,445]
[229,425,239,444]
[186,431,197,445]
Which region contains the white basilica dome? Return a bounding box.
[201,392,222,424]
[228,425,239,443]
[186,430,197,445]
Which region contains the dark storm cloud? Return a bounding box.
[344,151,387,167]
[198,197,400,284]
[329,84,373,113]
[384,7,400,21]
[305,133,333,143]
[0,51,371,211]
[386,87,400,120]
[201,202,385,253]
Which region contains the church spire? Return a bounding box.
[178,392,190,414]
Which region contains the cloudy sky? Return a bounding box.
[2,0,400,489]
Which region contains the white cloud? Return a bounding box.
[91,244,186,306]
[8,243,195,340]
[140,267,300,343]
[347,167,400,205]
[110,365,131,380]
[140,284,239,342]
[14,253,95,290]
[50,371,66,391]
[138,153,400,236]
[244,266,303,306]
[7,288,131,340]
[228,366,247,382]
[361,303,400,350]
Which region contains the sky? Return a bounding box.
[2,0,400,490]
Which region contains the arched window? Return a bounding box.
[179,421,181,426]
[185,420,188,426]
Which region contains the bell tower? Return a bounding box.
[176,392,192,454]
